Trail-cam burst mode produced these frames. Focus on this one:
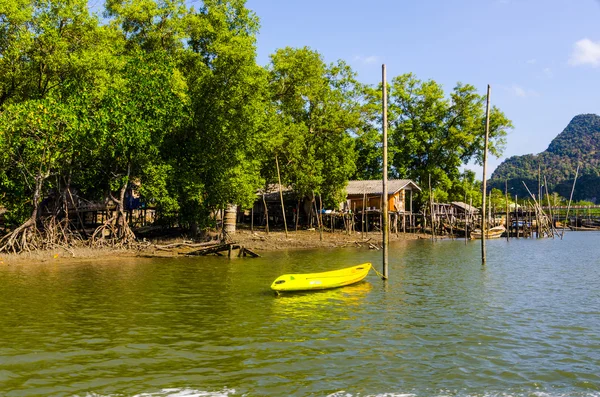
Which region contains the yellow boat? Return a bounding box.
[270,263,372,292]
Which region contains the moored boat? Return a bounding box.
[568,225,600,231]
[270,263,372,293]
[470,225,506,239]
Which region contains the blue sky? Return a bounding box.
[245,0,600,177]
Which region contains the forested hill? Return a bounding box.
[490,114,600,202]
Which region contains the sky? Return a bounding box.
[244,0,600,177]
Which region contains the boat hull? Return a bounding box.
[470,226,506,239]
[270,263,372,292]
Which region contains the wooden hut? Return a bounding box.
[345,179,421,232]
[345,179,420,212]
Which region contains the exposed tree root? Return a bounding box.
[0,218,41,254]
[0,216,84,255]
[90,214,137,248]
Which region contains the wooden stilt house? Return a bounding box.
[345,179,421,232]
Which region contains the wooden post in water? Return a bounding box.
[481,84,491,265]
[505,180,509,241]
[382,64,389,279]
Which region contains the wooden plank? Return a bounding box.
[187,243,230,256]
[186,242,260,258]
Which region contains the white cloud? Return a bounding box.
[510,84,539,98]
[526,59,537,64]
[354,55,380,65]
[569,38,600,67]
[542,67,552,78]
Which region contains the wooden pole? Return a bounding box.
[262,192,269,234]
[295,199,300,232]
[429,174,435,242]
[515,194,519,238]
[481,84,491,265]
[275,155,288,238]
[505,180,509,241]
[311,192,320,236]
[362,187,366,239]
[468,196,473,241]
[382,64,389,279]
[465,192,468,244]
[561,164,579,239]
[352,202,356,234]
[319,194,324,241]
[544,176,555,238]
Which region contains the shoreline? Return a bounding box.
[0,229,433,265]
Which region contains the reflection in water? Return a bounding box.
[0,236,599,396]
[271,281,373,314]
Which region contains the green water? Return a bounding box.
[1,233,599,397]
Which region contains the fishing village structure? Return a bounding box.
[241,179,421,234]
[345,179,421,234]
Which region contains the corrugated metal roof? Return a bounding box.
[451,201,479,213]
[346,179,421,195]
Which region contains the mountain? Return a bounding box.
[489,114,600,202]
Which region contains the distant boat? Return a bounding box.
[270,263,372,293]
[470,225,506,239]
[568,225,600,231]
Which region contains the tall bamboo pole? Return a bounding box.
[382,64,389,279]
[561,164,580,239]
[262,192,269,234]
[362,187,366,239]
[544,176,555,238]
[275,155,288,238]
[505,180,509,241]
[515,194,519,238]
[429,174,435,242]
[465,192,468,245]
[481,85,491,265]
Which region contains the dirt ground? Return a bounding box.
[226,228,429,251]
[0,228,432,265]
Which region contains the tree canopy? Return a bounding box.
[387,74,512,206]
[0,0,514,252]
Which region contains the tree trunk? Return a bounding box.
[0,171,47,253]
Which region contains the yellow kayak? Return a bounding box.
[270,263,372,292]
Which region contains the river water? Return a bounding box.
[0,232,599,397]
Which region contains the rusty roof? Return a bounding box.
[346,179,421,195]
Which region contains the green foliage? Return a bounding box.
[446,169,482,207]
[388,73,512,208]
[158,0,268,229]
[351,85,385,180]
[92,50,188,211]
[0,0,114,106]
[105,0,188,53]
[490,114,600,202]
[0,97,81,224]
[267,46,362,207]
[1,0,520,241]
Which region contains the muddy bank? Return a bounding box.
[0,229,433,265]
